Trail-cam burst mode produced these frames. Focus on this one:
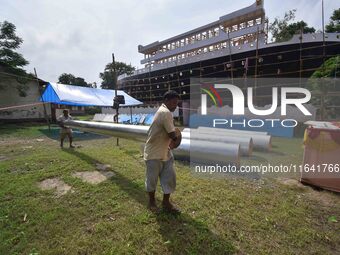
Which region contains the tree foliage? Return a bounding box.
[58,73,92,87]
[308,56,340,119]
[0,20,28,68]
[0,20,30,96]
[326,8,340,33]
[269,10,316,42]
[100,61,135,89]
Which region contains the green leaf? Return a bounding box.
[328,216,338,223]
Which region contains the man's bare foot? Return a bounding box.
[148,203,160,213]
[162,202,181,214]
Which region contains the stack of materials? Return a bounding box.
[183,127,272,152]
[64,120,273,167]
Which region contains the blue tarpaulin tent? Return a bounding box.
[40,82,142,107]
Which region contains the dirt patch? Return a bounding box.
[22,146,33,150]
[72,171,115,184]
[305,189,338,207]
[277,177,306,188]
[0,155,9,161]
[277,177,338,207]
[95,163,112,171]
[38,178,73,197]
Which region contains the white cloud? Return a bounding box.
[0,0,338,84]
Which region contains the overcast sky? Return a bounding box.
[1,0,339,85]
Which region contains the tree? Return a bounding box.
[0,20,30,96]
[0,21,28,68]
[308,56,340,119]
[269,10,316,42]
[326,8,340,33]
[100,61,135,89]
[58,73,92,87]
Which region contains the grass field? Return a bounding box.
[0,123,339,255]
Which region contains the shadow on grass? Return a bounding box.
[63,149,236,254]
[39,127,107,141]
[0,123,44,136]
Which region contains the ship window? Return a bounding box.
[247,20,254,27]
[277,55,283,60]
[214,27,219,36]
[232,25,238,32]
[183,91,186,95]
[239,22,246,29]
[256,18,261,25]
[258,57,263,63]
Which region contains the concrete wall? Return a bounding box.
[0,78,51,121]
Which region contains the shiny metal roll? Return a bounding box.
[175,139,240,166]
[65,120,149,142]
[197,126,268,136]
[182,131,253,156]
[187,127,272,151]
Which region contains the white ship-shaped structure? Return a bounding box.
[118,0,340,107]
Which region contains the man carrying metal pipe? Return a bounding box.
[144,91,181,213]
[57,109,75,148]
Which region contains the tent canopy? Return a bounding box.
[40,82,142,107]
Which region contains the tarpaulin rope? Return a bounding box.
[0,102,46,111]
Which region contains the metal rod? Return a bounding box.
[112,53,119,146]
[34,68,50,131]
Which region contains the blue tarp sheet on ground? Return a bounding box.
[40,82,142,107]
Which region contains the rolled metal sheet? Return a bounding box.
[184,127,268,136]
[197,127,268,135]
[65,121,241,165]
[175,139,240,166]
[182,131,253,156]
[141,139,240,166]
[187,127,271,151]
[65,120,149,142]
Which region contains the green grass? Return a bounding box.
[75,115,94,121]
[0,124,339,255]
